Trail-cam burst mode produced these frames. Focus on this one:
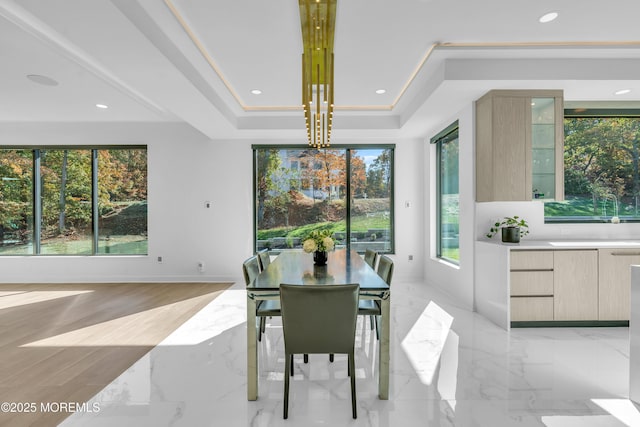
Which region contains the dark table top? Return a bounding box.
[249,248,390,292]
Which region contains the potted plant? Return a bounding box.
[486,215,529,243]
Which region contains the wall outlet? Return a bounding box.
[157,256,163,264]
[197,261,205,272]
[204,201,212,209]
[408,254,413,261]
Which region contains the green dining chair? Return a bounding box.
[280,283,360,419]
[242,255,281,342]
[358,255,393,340]
[377,255,394,286]
[363,249,378,269]
[361,249,379,331]
[257,248,271,271]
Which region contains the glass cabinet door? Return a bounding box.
[531,97,556,199]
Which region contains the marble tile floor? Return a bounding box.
[61,280,638,427]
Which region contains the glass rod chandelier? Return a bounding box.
[299,0,336,148]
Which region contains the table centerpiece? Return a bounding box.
[302,229,336,265]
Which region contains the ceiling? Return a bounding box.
[1,0,640,142]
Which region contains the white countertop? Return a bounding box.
[479,239,640,250]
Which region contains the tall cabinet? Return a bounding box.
[476,90,564,202]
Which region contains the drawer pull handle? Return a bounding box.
[511,294,553,298]
[611,253,640,257]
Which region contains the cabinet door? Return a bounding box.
[598,248,640,320]
[492,96,528,201]
[554,250,598,320]
[530,95,564,201]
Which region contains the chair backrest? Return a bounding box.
[242,256,261,286]
[376,255,394,286]
[364,249,378,269]
[257,249,271,271]
[280,284,359,355]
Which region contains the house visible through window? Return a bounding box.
[545,110,640,223]
[254,146,394,253]
[0,147,147,255]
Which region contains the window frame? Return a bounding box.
[432,121,460,265]
[252,144,395,254]
[0,145,147,256]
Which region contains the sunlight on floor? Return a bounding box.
[592,399,640,426]
[401,301,455,386]
[21,291,227,347]
[159,289,246,346]
[0,290,93,310]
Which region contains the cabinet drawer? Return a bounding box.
[511,250,554,270]
[510,271,554,296]
[511,297,554,321]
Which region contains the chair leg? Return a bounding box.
[258,317,265,341]
[284,353,290,419]
[369,315,375,330]
[349,353,357,419]
[374,315,380,341]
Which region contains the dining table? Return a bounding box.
[246,248,391,400]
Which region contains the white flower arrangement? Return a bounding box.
[302,229,336,253]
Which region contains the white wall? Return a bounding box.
[0,124,425,284]
[0,123,231,283]
[423,104,476,310]
[390,137,424,281]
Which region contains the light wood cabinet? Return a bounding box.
[598,248,640,320]
[553,250,598,321]
[511,297,554,322]
[511,250,553,271]
[511,271,554,296]
[475,90,564,202]
[510,250,554,321]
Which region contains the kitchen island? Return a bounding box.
[476,240,640,330]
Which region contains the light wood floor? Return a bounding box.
[0,282,230,427]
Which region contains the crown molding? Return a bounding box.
[164,0,640,114]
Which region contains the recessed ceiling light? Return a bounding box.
[615,89,631,95]
[375,89,386,94]
[26,74,59,86]
[539,12,558,23]
[95,104,109,109]
[251,89,262,95]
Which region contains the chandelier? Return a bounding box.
[299,0,336,148]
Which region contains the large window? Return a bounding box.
[0,147,147,255]
[254,146,394,253]
[545,110,640,222]
[433,122,459,264]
